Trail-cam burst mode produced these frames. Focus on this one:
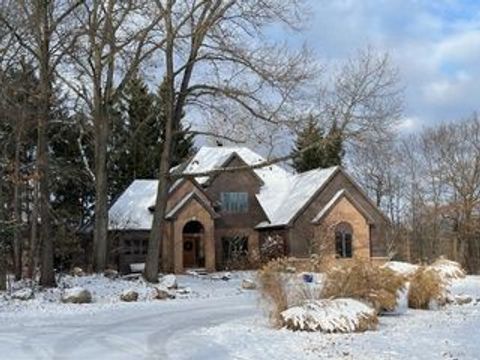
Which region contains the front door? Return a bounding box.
[183,235,197,267]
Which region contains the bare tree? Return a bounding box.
[63,0,162,272]
[145,0,316,282]
[319,48,403,145]
[0,0,85,286]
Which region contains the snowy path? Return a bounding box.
[0,295,258,360]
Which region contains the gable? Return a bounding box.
[294,169,388,229]
[204,153,264,188]
[165,191,217,220]
[311,189,375,225]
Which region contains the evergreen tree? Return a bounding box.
[323,120,344,168]
[109,75,195,199]
[292,116,344,172]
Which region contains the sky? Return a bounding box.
[275,0,480,132]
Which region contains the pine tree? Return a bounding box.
[323,120,344,168]
[292,117,344,172]
[108,76,195,199]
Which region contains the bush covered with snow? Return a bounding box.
[321,259,406,313]
[429,257,466,281]
[408,266,447,309]
[382,261,420,277]
[281,298,378,333]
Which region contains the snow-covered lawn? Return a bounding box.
[0,271,253,319]
[187,276,480,360]
[1,272,479,359]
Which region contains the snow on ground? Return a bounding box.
[1,272,480,359]
[173,276,480,360]
[0,271,253,320]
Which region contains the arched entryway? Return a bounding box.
[182,220,205,268]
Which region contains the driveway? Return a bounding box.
[0,295,258,360]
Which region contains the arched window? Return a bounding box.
[335,222,353,258]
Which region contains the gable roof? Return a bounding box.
[182,146,290,185]
[311,189,375,224]
[255,166,340,228]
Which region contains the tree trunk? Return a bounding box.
[29,182,39,279]
[12,125,22,280]
[38,1,55,287]
[93,109,109,273]
[0,250,6,291]
[38,90,55,287]
[145,8,176,282]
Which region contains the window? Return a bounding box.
[220,192,248,213]
[222,235,249,261]
[335,223,353,258]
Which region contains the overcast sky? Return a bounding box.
[275,0,480,132]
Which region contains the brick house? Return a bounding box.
[108,146,389,273]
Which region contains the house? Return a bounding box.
[108,146,389,273]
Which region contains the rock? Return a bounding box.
[61,287,92,304]
[11,288,34,301]
[176,287,191,295]
[455,294,473,305]
[104,269,119,279]
[120,289,139,302]
[155,286,176,300]
[71,267,85,277]
[241,279,257,290]
[160,274,178,289]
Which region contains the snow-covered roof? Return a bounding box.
[109,180,158,230]
[109,146,341,230]
[182,146,290,185]
[256,166,339,228]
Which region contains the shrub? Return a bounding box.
[260,234,285,263]
[281,298,378,333]
[429,256,466,281]
[257,258,291,326]
[321,259,406,313]
[408,266,446,309]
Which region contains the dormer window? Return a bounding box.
[220,192,248,213]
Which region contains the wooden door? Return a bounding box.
[183,235,197,268]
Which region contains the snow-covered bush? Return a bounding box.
[382,261,419,277]
[260,235,285,263]
[321,259,406,313]
[429,257,466,281]
[408,266,446,309]
[281,298,378,333]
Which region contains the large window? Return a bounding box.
[220,192,248,213]
[335,222,353,258]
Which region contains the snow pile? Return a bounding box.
[383,261,419,276]
[281,298,377,333]
[429,257,466,281]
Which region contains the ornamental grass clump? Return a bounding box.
[321,259,406,313]
[408,266,446,309]
[257,258,291,327]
